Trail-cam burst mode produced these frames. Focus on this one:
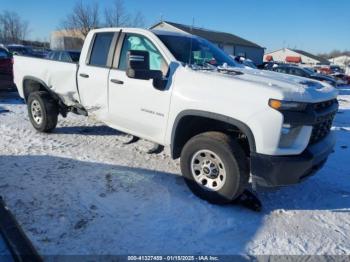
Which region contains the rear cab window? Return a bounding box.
[88,32,115,67]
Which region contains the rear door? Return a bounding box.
[78,32,118,120]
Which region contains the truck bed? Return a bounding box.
[13,55,80,106]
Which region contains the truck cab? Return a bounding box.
[77,28,176,144]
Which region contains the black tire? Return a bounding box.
[27,91,58,133]
[180,131,249,204]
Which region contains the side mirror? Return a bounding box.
[126,50,162,80]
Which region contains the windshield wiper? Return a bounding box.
[187,63,216,71]
[217,65,244,75]
[187,63,244,75]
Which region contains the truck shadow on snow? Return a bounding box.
[0,153,349,254]
[53,125,122,136]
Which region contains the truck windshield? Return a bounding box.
[156,33,238,68]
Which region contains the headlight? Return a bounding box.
[269,99,307,111]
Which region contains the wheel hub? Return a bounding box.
[31,100,43,125]
[202,161,219,178]
[190,150,226,191]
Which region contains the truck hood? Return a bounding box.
[193,67,338,102]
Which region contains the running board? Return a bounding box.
[0,196,42,262]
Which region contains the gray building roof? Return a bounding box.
[151,21,263,49]
[292,49,330,65]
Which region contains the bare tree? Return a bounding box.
[62,1,100,38]
[105,0,130,27]
[104,0,146,28]
[0,11,29,44]
[318,50,350,59]
[131,11,146,28]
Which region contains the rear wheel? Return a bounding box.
[180,132,249,204]
[27,91,58,132]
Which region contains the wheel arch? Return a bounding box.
[22,76,59,102]
[170,110,256,159]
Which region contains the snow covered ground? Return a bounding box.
[0,88,349,256]
[0,235,12,261]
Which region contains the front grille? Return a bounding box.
[309,99,338,144]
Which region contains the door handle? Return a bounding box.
[79,73,89,78]
[110,79,124,85]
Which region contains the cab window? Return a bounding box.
[89,32,114,66]
[118,34,168,75]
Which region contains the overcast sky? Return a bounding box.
[1,0,349,54]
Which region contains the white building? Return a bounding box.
[264,48,330,65]
[329,55,350,67]
[50,29,84,51]
[150,21,265,65]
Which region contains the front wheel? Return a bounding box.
[180,132,249,204]
[27,91,58,133]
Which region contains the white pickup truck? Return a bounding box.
[14,28,338,204]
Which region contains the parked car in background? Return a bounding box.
[330,65,344,74]
[259,61,282,70]
[272,65,338,87]
[230,56,257,69]
[315,65,345,75]
[0,44,8,50]
[6,44,47,58]
[331,73,350,85]
[33,48,51,58]
[46,50,81,63]
[0,47,15,90]
[299,65,317,73]
[7,44,35,56]
[316,66,332,75]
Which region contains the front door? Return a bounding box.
[107,33,172,144]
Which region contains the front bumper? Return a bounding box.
[251,132,336,187]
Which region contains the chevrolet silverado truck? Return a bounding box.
[13,28,338,204]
